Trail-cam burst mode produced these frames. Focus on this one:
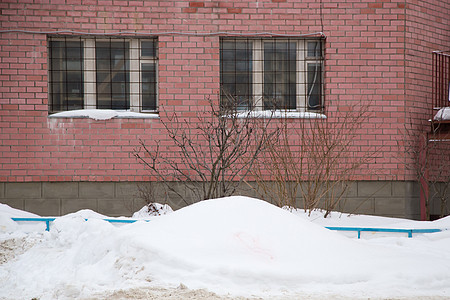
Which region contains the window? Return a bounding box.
[220,38,324,111]
[48,37,158,113]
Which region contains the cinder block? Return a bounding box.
[392,181,419,197]
[133,198,148,214]
[43,182,78,199]
[79,182,115,199]
[24,199,60,216]
[374,197,406,218]
[6,183,41,199]
[98,199,133,217]
[404,196,420,220]
[61,199,98,215]
[339,197,375,215]
[115,182,140,198]
[1,199,25,211]
[357,181,392,197]
[343,182,358,197]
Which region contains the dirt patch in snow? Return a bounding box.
[93,287,450,300]
[95,285,257,300]
[0,237,36,265]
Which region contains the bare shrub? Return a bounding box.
[251,102,377,217]
[134,96,280,205]
[402,120,450,220]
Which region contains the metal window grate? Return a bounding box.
[219,37,324,112]
[48,36,158,113]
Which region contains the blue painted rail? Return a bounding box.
[11,217,141,231]
[10,218,444,238]
[325,226,442,238]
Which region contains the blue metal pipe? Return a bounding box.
[11,217,144,231]
[325,226,442,238]
[10,218,444,238]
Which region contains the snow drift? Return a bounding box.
[1,196,450,299]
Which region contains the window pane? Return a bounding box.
[307,63,322,110]
[307,41,322,58]
[141,63,157,110]
[49,40,83,112]
[220,40,252,110]
[142,41,156,57]
[95,41,130,110]
[263,41,296,110]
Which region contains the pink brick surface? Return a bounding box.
[0,0,449,182]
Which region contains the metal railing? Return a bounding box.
[10,217,444,238]
[432,51,450,112]
[326,226,442,239]
[11,217,143,231]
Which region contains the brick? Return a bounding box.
[189,2,204,8]
[183,7,197,13]
[227,8,242,14]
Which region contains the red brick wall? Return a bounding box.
[0,0,449,183]
[404,0,450,180]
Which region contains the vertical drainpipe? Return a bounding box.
[419,131,429,221]
[419,174,429,221]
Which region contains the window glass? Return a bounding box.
[220,40,253,110]
[141,63,157,111]
[141,41,156,57]
[96,41,130,110]
[307,63,322,110]
[307,41,322,58]
[49,40,84,112]
[263,41,296,110]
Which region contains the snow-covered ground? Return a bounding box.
[1,196,450,300]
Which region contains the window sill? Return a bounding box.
[233,110,326,119]
[48,109,159,121]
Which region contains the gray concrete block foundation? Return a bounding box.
[0,181,443,219]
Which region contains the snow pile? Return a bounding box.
[235,110,326,119]
[0,204,42,233]
[132,203,173,218]
[0,203,39,218]
[49,109,159,120]
[1,197,450,299]
[288,207,450,229]
[434,107,450,121]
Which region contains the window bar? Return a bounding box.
[234,39,237,109]
[95,39,99,109]
[123,39,129,110]
[248,40,251,110]
[64,36,69,111]
[48,40,53,112]
[109,38,113,109]
[79,36,84,109]
[288,38,293,110]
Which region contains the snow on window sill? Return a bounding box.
[433,107,450,121]
[48,109,159,121]
[233,110,327,119]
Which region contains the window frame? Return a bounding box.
[220,37,325,112]
[48,36,158,114]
